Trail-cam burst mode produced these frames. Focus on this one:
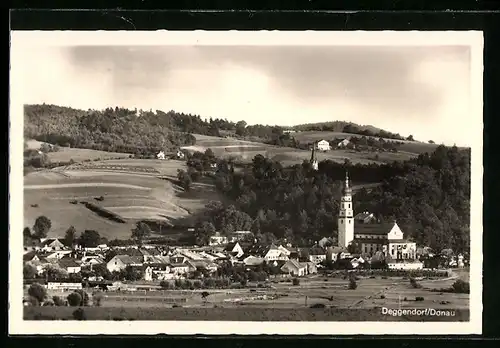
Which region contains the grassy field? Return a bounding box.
[26,139,132,162]
[185,134,419,166]
[24,272,469,321]
[291,131,441,155]
[24,159,223,239]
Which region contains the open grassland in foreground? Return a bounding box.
[26,273,469,321]
[24,306,469,322]
[24,159,222,239]
[184,134,418,165]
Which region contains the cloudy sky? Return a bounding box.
[14,44,473,146]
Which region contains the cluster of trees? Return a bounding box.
[26,283,101,308]
[195,145,470,253]
[24,104,197,156]
[24,216,153,248]
[341,124,407,141]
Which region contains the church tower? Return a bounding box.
[310,143,319,171]
[338,171,354,248]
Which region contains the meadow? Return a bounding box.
[26,139,132,162]
[184,134,420,166]
[24,159,222,239]
[290,131,441,155]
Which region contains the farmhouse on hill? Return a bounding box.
[316,139,331,152]
[156,151,166,160]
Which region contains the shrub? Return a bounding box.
[403,297,408,301]
[92,291,104,307]
[52,296,65,306]
[292,278,300,286]
[74,289,90,306]
[380,295,386,299]
[415,296,425,301]
[310,303,326,309]
[42,300,54,306]
[72,308,87,321]
[67,292,82,307]
[348,274,357,290]
[409,277,422,289]
[159,280,171,289]
[28,283,47,304]
[451,280,470,294]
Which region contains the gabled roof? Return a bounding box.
[23,251,38,261]
[58,258,80,268]
[113,255,144,265]
[354,222,394,235]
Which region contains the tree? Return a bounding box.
[194,221,216,245]
[67,292,82,307]
[92,291,104,307]
[52,296,66,306]
[23,227,32,244]
[78,230,101,248]
[235,120,247,136]
[131,222,152,245]
[64,225,77,247]
[201,291,210,303]
[45,263,68,281]
[23,263,37,279]
[406,135,414,141]
[28,283,47,304]
[32,215,52,239]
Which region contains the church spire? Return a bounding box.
[310,143,318,170]
[342,170,352,195]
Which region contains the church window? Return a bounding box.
[340,220,343,224]
[348,220,351,224]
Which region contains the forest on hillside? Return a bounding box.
[191,145,470,254]
[24,104,407,155]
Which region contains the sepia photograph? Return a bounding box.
[9,31,483,335]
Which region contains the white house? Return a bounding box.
[316,140,331,152]
[57,258,82,274]
[209,232,229,246]
[263,245,290,262]
[106,255,144,273]
[157,151,166,160]
[176,150,185,159]
[39,238,66,252]
[387,261,424,270]
[144,264,171,281]
[280,259,308,277]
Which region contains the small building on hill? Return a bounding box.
[317,140,331,152]
[157,151,166,160]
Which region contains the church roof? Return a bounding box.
[354,222,394,235]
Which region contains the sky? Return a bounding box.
[13,44,473,146]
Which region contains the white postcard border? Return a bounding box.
[9,30,483,335]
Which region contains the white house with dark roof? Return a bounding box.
[316,139,331,152]
[106,255,144,273]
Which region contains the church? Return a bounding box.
[337,171,417,260]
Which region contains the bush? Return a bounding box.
[42,300,54,306]
[72,308,87,320]
[28,283,47,304]
[348,274,357,290]
[74,289,90,306]
[409,277,422,289]
[92,291,104,307]
[415,296,425,301]
[310,303,326,309]
[67,292,82,307]
[451,280,470,294]
[159,280,171,289]
[380,295,385,299]
[53,296,66,306]
[292,278,300,286]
